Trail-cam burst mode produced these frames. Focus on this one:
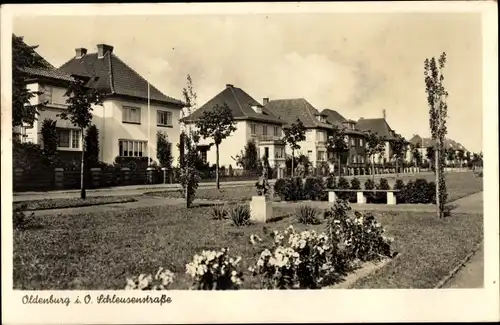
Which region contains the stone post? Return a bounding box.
[90,168,101,188]
[54,168,64,190]
[161,167,168,184]
[328,191,337,204]
[356,191,366,204]
[146,167,155,184]
[387,191,397,205]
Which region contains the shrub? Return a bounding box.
[41,118,59,166]
[326,173,337,189]
[393,179,406,203]
[85,124,100,168]
[228,204,251,227]
[295,205,320,225]
[273,178,287,201]
[375,178,391,203]
[210,204,228,220]
[125,267,175,290]
[336,177,350,201]
[349,178,361,202]
[364,179,376,203]
[13,203,35,231]
[186,248,244,290]
[303,177,326,201]
[290,177,304,201]
[249,226,334,289]
[403,179,436,204]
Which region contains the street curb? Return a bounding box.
[434,241,483,289]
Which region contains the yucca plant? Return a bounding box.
[209,204,228,220]
[228,204,251,227]
[295,204,320,225]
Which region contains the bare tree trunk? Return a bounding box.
[291,149,295,177]
[216,143,220,189]
[371,156,375,181]
[80,128,86,199]
[337,153,341,177]
[435,141,441,218]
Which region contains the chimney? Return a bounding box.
[263,97,269,105]
[226,84,234,88]
[75,48,87,58]
[382,109,386,119]
[97,44,114,59]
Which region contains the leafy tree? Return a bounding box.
[59,75,103,199]
[424,52,448,218]
[157,131,173,170]
[365,131,385,180]
[85,124,100,168]
[233,139,259,171]
[411,144,422,167]
[390,134,407,176]
[40,118,58,166]
[195,103,237,189]
[456,149,465,168]
[179,74,201,208]
[426,146,435,166]
[12,35,49,132]
[446,148,456,167]
[283,118,306,177]
[326,125,348,177]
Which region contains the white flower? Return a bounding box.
[125,278,136,290]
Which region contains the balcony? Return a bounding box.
[251,134,282,142]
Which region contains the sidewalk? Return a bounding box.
[444,244,484,288]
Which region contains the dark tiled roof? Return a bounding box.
[22,67,74,82]
[322,109,365,136]
[183,85,284,125]
[59,52,183,106]
[13,34,55,70]
[264,98,332,129]
[410,134,468,151]
[356,118,396,140]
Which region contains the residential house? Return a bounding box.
[356,111,400,165]
[56,44,184,164]
[409,134,470,166]
[182,84,286,170]
[321,109,368,168]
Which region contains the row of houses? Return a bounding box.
[16,38,470,170]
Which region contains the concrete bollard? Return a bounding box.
[121,167,130,185]
[146,167,155,184]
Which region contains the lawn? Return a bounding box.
[147,171,482,204]
[13,196,138,211]
[13,201,482,290]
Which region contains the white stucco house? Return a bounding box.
[182,84,287,171]
[21,43,184,165]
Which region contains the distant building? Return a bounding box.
[356,111,399,164]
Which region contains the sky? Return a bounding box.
[13,12,483,152]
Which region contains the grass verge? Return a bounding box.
[13,196,138,211]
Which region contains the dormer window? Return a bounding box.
[251,105,263,114]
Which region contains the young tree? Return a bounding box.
[424,52,448,218]
[456,149,465,168]
[59,75,103,199]
[426,146,435,167]
[179,74,201,208]
[195,103,237,189]
[283,118,306,177]
[365,131,385,180]
[12,35,49,133]
[390,134,407,176]
[157,131,173,170]
[446,148,456,167]
[326,125,348,177]
[233,139,259,171]
[85,124,100,168]
[40,118,58,166]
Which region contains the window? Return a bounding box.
[359,138,364,147]
[200,150,207,164]
[263,125,268,136]
[42,86,53,103]
[344,135,349,144]
[119,140,147,157]
[352,155,357,163]
[157,110,172,126]
[306,130,313,142]
[275,147,284,159]
[273,126,280,137]
[251,123,256,135]
[307,150,313,160]
[264,147,269,158]
[56,128,81,149]
[317,150,326,161]
[351,138,355,146]
[123,106,141,124]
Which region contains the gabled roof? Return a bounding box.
[356,118,396,140]
[23,67,74,82]
[264,98,332,129]
[410,134,468,151]
[59,48,183,107]
[183,85,284,125]
[321,109,365,136]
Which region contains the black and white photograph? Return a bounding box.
[1,2,498,324]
